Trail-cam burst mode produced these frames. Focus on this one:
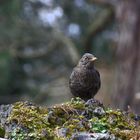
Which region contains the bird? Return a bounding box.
[69,53,101,101]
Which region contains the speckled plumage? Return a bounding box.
[69,53,101,101]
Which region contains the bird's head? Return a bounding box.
[78,53,97,68]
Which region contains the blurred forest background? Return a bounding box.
[0,0,140,113]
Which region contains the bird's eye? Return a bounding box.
[81,56,89,63]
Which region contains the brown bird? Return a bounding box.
[69,53,101,101]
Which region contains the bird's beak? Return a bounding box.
[90,56,97,61]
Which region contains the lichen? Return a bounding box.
[0,98,139,140]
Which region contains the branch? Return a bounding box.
[88,0,117,7]
[84,7,114,52]
[10,42,57,59]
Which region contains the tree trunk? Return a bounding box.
[114,0,140,113]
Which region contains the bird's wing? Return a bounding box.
[69,67,80,84]
[94,69,101,90]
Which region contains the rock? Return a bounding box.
[82,99,104,119]
[133,114,140,121]
[56,128,69,137]
[0,100,139,139]
[0,104,12,127]
[71,132,116,140]
[0,104,13,139]
[85,99,103,108]
[93,107,105,116]
[0,138,8,140]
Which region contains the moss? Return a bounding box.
[0,126,5,137]
[1,98,139,140]
[7,102,54,140]
[89,108,137,139]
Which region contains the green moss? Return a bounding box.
[89,108,136,138]
[7,102,54,140]
[4,98,140,140]
[0,126,5,137]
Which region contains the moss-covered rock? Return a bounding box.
[0,98,140,140]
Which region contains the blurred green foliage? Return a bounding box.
[0,0,115,104]
[0,50,12,93]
